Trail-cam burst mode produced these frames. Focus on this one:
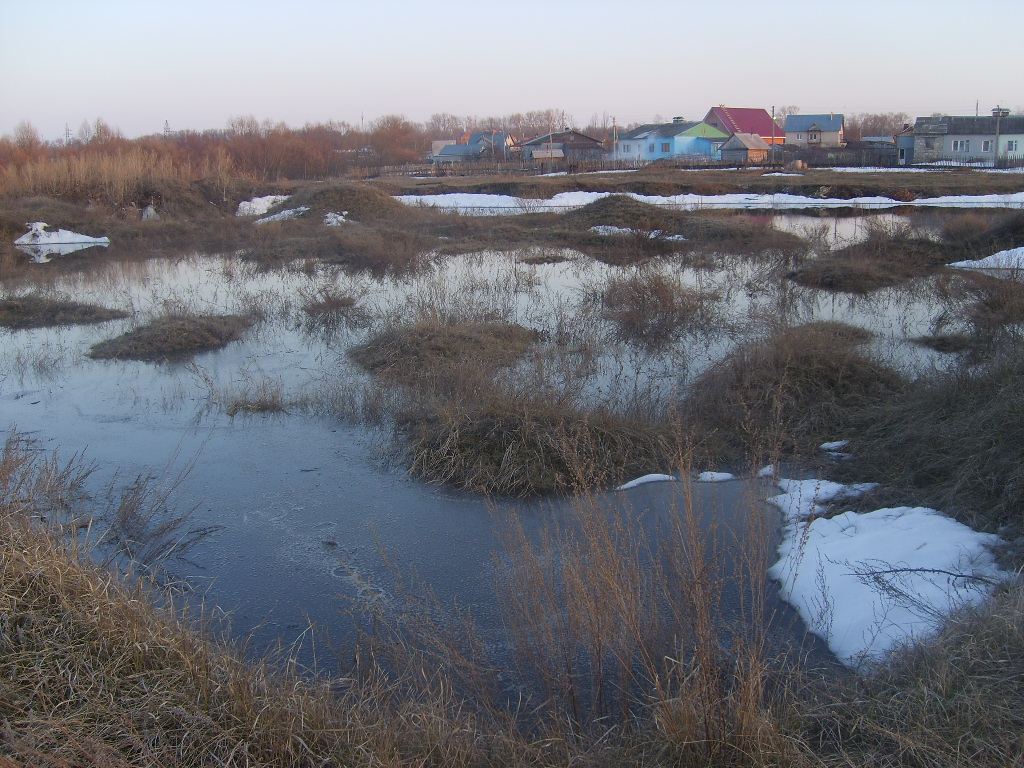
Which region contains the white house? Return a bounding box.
[913,110,1024,165]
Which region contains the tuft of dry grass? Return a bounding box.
[795,584,1024,767]
[681,322,907,466]
[836,349,1024,530]
[349,319,539,387]
[600,269,719,346]
[402,396,675,496]
[0,295,129,329]
[88,313,255,361]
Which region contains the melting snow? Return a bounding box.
[236,195,290,216]
[396,190,1024,215]
[767,475,1008,669]
[254,207,310,224]
[696,471,736,482]
[14,223,110,263]
[616,473,676,491]
[949,246,1024,275]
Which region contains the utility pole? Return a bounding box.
[612,115,618,162]
[993,105,1008,168]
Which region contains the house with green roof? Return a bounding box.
[615,118,728,163]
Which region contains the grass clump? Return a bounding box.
[796,586,1024,767]
[682,322,907,466]
[0,295,129,329]
[88,313,255,361]
[349,319,539,386]
[837,350,1024,529]
[403,398,675,496]
[601,270,718,346]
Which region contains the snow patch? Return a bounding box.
[324,211,349,226]
[254,207,310,224]
[768,476,1008,669]
[696,471,736,482]
[15,222,110,246]
[236,195,290,217]
[616,473,676,491]
[949,246,1024,276]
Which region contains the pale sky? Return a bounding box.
[3,0,1022,142]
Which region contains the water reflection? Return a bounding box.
[16,241,109,263]
[0,217,982,668]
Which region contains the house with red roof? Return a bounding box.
[703,106,785,145]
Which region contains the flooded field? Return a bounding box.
[0,210,996,669]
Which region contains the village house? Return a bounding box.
[431,131,514,164]
[703,106,785,145]
[615,118,728,163]
[913,110,1024,165]
[517,129,605,163]
[719,133,771,164]
[784,113,845,147]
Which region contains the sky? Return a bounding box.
[3,0,1023,142]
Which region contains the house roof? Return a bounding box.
[914,115,1024,136]
[620,121,727,141]
[436,143,484,158]
[466,131,513,146]
[784,114,845,133]
[705,106,783,138]
[519,129,603,147]
[720,133,771,151]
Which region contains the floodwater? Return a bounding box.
[0,212,971,672]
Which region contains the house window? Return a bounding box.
[983,140,993,152]
[952,139,970,152]
[661,142,671,153]
[649,143,655,153]
[797,133,803,140]
[622,143,631,153]
[1008,140,1019,153]
[810,132,819,141]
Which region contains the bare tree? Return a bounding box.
[845,112,911,141]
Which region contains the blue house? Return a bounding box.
[615,118,729,163]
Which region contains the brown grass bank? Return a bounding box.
[0,295,129,329]
[680,321,908,467]
[88,313,255,361]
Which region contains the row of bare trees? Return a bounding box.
[1,108,923,183]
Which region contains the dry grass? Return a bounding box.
[223,377,288,417]
[795,585,1024,767]
[681,322,908,466]
[349,319,539,387]
[600,269,719,346]
[402,396,675,496]
[0,147,251,208]
[836,349,1024,530]
[88,313,255,361]
[0,295,129,329]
